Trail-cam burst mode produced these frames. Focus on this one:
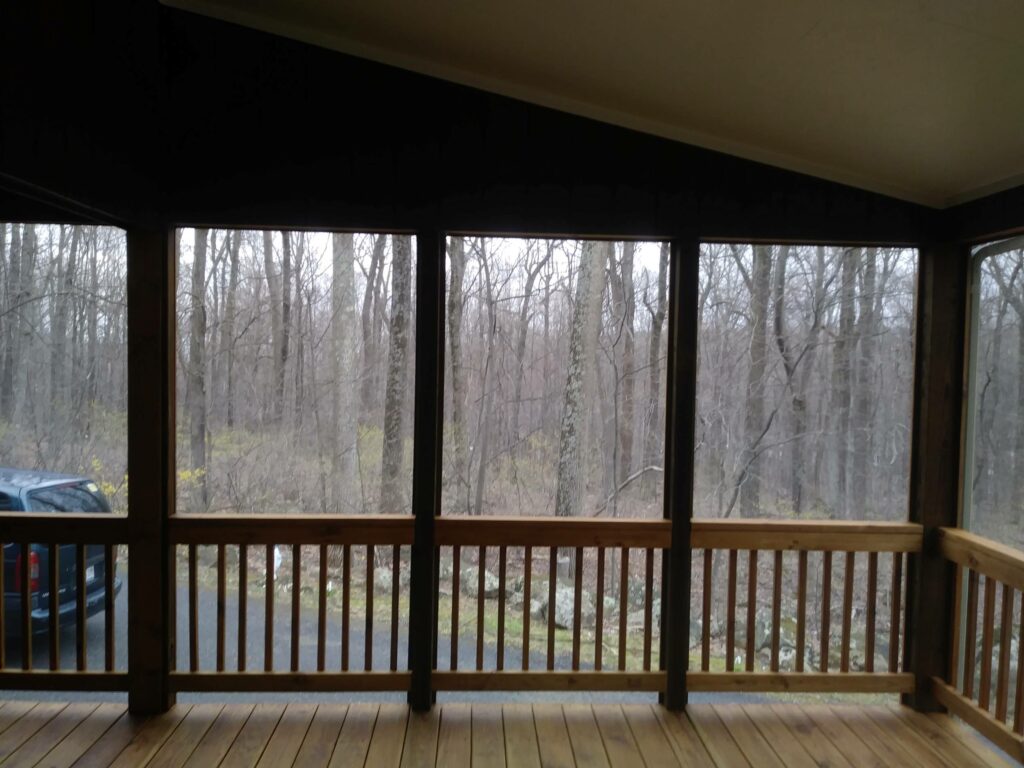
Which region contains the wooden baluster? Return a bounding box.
[188,543,197,673]
[0,540,5,669]
[644,548,654,671]
[341,544,350,672]
[796,550,807,673]
[547,546,557,671]
[619,547,630,671]
[746,550,758,672]
[238,544,247,672]
[770,550,782,672]
[451,545,460,671]
[292,544,301,673]
[48,543,59,670]
[595,547,605,671]
[996,584,1014,722]
[963,569,979,698]
[888,551,903,673]
[217,543,226,672]
[317,544,328,672]
[572,547,583,671]
[76,542,86,671]
[265,544,275,672]
[391,545,401,672]
[865,551,878,674]
[1015,590,1024,734]
[701,549,712,672]
[726,549,737,672]
[820,551,832,673]
[365,544,374,672]
[841,552,855,673]
[105,543,115,672]
[477,545,486,671]
[979,575,997,710]
[21,542,31,670]
[497,546,507,671]
[522,546,532,671]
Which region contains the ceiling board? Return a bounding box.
[161,0,1024,207]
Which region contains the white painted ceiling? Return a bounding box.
[163,0,1024,207]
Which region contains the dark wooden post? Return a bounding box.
[661,236,698,710]
[127,226,176,714]
[903,241,969,711]
[408,229,444,710]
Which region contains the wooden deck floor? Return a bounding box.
[0,699,1014,767]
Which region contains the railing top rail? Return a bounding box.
[692,518,923,552]
[0,513,127,543]
[168,514,414,545]
[940,527,1024,592]
[434,515,672,547]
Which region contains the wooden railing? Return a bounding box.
[0,513,953,705]
[0,514,127,691]
[432,516,671,692]
[169,514,414,692]
[937,527,1024,762]
[690,519,921,693]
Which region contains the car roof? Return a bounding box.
[0,467,92,496]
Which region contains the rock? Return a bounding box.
[373,566,411,593]
[533,585,593,629]
[460,566,501,598]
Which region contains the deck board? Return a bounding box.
[0,698,1011,766]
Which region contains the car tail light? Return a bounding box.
[15,549,40,593]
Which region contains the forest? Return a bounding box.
[0,225,930,527]
[967,239,1024,545]
[0,224,128,509]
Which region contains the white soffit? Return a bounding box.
[162,0,1024,208]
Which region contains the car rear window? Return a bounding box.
[28,483,110,512]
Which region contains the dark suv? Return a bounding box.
[1,467,123,637]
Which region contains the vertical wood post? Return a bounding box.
[662,236,698,710]
[903,241,969,711]
[127,226,175,714]
[408,229,444,710]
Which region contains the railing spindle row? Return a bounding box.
[177,543,408,678]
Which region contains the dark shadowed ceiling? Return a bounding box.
[162,0,1024,208]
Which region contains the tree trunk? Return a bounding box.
[223,231,240,428]
[1,224,23,421]
[739,245,772,518]
[380,235,412,515]
[447,236,470,514]
[473,240,497,516]
[831,247,858,518]
[618,242,636,480]
[360,235,386,423]
[262,231,282,424]
[513,242,550,444]
[188,228,210,511]
[853,247,876,513]
[278,231,292,425]
[641,242,669,498]
[555,241,608,518]
[292,234,305,427]
[330,232,359,513]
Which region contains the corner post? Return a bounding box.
[127,226,176,713]
[408,229,444,710]
[903,241,969,711]
[662,236,698,710]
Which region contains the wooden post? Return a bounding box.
[127,226,175,714]
[661,237,698,710]
[408,229,444,710]
[903,241,969,711]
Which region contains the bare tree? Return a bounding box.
[188,228,210,511]
[380,235,412,515]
